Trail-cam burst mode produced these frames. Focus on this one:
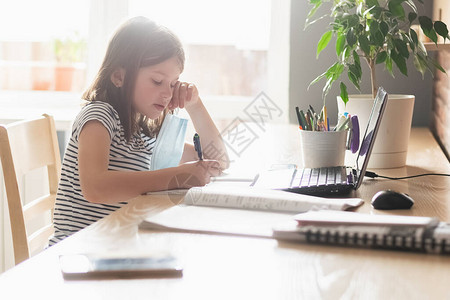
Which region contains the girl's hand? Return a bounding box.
[168,81,200,111]
[170,160,221,189]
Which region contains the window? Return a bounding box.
[0,0,89,91]
[129,0,271,98]
[0,0,279,123]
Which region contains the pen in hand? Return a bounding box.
[193,133,203,160]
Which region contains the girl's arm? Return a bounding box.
[173,82,230,170]
[78,121,221,204]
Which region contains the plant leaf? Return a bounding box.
[349,64,361,78]
[340,82,349,105]
[419,16,436,44]
[429,56,447,74]
[372,6,383,19]
[424,28,438,44]
[420,16,438,44]
[317,30,333,58]
[322,63,344,99]
[419,16,433,32]
[380,21,389,37]
[413,54,426,78]
[357,2,363,16]
[369,20,379,37]
[394,39,409,59]
[385,55,394,77]
[347,15,360,28]
[348,71,360,91]
[309,62,338,91]
[417,53,434,74]
[353,50,361,69]
[388,1,405,20]
[408,12,417,24]
[366,0,379,7]
[434,21,449,42]
[323,77,334,99]
[417,40,427,55]
[304,15,328,28]
[410,28,419,46]
[305,0,323,28]
[363,5,376,18]
[391,50,408,76]
[341,46,352,60]
[308,70,327,89]
[374,32,385,47]
[376,51,387,64]
[402,32,415,51]
[346,28,357,47]
[358,35,370,55]
[336,33,346,56]
[369,21,384,47]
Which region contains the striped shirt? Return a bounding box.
[49,101,156,246]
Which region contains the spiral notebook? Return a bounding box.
[272,211,450,255]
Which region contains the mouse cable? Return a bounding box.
[365,171,450,180]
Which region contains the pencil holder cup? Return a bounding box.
[298,130,348,168]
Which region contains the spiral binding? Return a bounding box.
[297,223,450,254]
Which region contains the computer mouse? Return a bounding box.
[371,190,414,210]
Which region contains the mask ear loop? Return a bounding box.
[153,108,172,138]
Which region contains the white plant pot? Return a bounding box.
[337,94,415,169]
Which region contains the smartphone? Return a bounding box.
[59,253,183,280]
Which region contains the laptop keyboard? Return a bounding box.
[293,167,348,188]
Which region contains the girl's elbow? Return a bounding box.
[82,191,103,204]
[81,183,105,204]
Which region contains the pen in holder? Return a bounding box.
[295,105,357,168]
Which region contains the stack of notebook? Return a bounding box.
[273,210,450,254]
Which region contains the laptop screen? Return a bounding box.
[353,87,388,189]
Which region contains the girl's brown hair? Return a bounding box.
[82,16,185,141]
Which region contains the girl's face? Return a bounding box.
[133,56,181,119]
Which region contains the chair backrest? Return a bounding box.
[0,114,61,265]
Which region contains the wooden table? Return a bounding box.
[0,127,449,300]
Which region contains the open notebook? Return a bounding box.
[181,185,363,213]
[147,184,363,213]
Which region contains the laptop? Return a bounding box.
[251,86,388,196]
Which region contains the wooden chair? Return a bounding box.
[0,114,61,265]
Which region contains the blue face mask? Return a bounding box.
[150,114,188,171]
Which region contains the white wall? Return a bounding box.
[267,0,291,123]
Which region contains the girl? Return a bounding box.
[49,16,229,245]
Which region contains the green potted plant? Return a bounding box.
[53,32,86,91]
[307,0,449,168]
